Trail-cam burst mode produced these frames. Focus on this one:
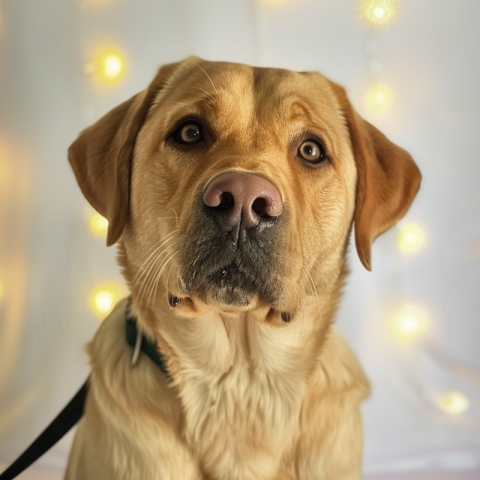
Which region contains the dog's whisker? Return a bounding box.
[176,272,183,294]
[136,241,173,307]
[133,231,178,288]
[143,241,180,308]
[146,254,175,305]
[135,230,178,270]
[146,251,178,308]
[153,252,178,305]
[132,233,175,288]
[189,85,216,103]
[193,62,219,95]
[139,242,179,308]
[165,258,176,299]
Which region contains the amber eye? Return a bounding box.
[298,140,325,163]
[174,122,203,144]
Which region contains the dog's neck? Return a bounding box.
[123,259,347,385]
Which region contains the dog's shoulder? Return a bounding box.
[86,298,178,418]
[315,327,370,398]
[87,297,130,373]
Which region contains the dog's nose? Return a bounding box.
[203,172,282,229]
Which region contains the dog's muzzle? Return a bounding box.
[181,172,285,307]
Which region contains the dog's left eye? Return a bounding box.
[173,122,204,144]
[298,140,325,163]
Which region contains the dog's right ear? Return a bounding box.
[68,62,179,246]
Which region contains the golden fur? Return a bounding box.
[65,57,421,480]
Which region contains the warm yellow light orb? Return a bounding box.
[366,85,392,112]
[90,284,120,318]
[86,48,126,85]
[104,55,123,78]
[391,305,428,341]
[89,212,109,237]
[0,280,3,302]
[438,392,470,415]
[373,6,386,18]
[359,0,398,26]
[398,223,426,254]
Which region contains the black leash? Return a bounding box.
[0,303,168,479]
[0,380,89,480]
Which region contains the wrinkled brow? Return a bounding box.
[148,86,219,118]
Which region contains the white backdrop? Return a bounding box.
[1,1,479,478]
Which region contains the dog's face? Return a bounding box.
[129,60,358,316]
[69,57,421,321]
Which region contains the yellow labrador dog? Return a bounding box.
[65,57,420,480]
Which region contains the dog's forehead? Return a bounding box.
[154,59,341,129]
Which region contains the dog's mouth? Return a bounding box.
[179,229,284,308]
[181,251,282,308]
[200,260,263,306]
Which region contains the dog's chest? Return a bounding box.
[181,365,303,479]
[165,316,313,480]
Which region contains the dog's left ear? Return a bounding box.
[328,81,421,271]
[68,62,179,246]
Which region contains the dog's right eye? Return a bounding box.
[173,122,204,144]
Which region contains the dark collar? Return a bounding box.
[125,299,169,376]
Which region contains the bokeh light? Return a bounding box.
[358,0,398,26]
[437,391,470,415]
[366,85,392,112]
[398,223,426,254]
[90,283,121,318]
[391,304,428,341]
[0,279,3,303]
[85,48,126,85]
[0,138,10,191]
[88,211,109,237]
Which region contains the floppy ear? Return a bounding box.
[329,81,421,271]
[68,62,179,246]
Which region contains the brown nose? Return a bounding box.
[203,172,283,229]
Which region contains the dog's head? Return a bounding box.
[69,57,420,320]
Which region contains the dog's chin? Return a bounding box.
[196,267,258,308]
[209,286,253,308]
[180,263,278,312]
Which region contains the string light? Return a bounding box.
[398,223,426,254]
[90,283,121,318]
[88,211,109,237]
[358,0,398,26]
[84,48,126,85]
[437,392,470,415]
[366,84,392,112]
[391,304,428,341]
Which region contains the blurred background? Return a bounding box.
[0,0,479,479]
